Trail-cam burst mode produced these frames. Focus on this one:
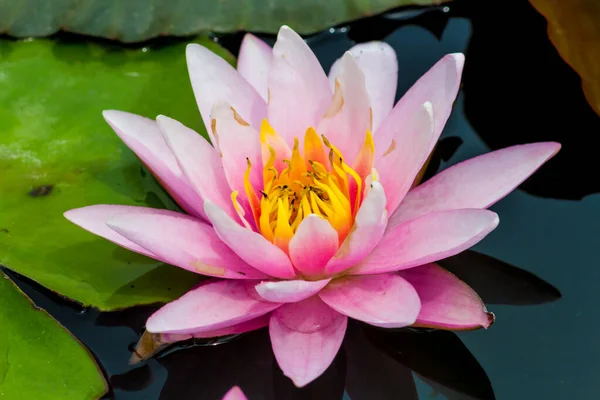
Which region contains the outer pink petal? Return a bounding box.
[329,42,398,131]
[318,52,371,163]
[269,296,347,387]
[210,101,263,194]
[353,209,499,275]
[222,386,248,400]
[160,314,271,343]
[375,53,464,155]
[146,280,281,334]
[238,33,272,101]
[106,209,267,279]
[102,111,204,219]
[268,26,332,145]
[204,201,296,279]
[255,279,331,303]
[319,274,420,328]
[324,181,387,276]
[186,43,266,143]
[390,142,562,227]
[156,115,236,220]
[374,102,435,215]
[399,264,495,330]
[64,205,161,258]
[288,215,339,277]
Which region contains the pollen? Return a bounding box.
[238,119,374,253]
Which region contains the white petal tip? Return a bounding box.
[63,209,77,221]
[289,374,314,388]
[448,53,465,68]
[423,101,433,113]
[491,213,500,227]
[102,109,124,122]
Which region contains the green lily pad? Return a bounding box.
[529,0,600,117]
[0,36,233,310]
[0,0,449,42]
[0,272,108,399]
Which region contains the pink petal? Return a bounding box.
[319,274,420,328]
[146,280,281,334]
[318,52,371,163]
[399,264,494,330]
[160,314,271,343]
[269,296,347,387]
[210,101,263,194]
[288,215,339,277]
[186,43,266,143]
[375,53,464,154]
[324,181,387,276]
[156,115,236,220]
[64,205,161,258]
[268,26,332,145]
[329,42,397,131]
[102,111,204,219]
[222,386,248,400]
[390,142,562,227]
[353,209,499,275]
[238,33,272,101]
[106,209,267,279]
[204,201,296,279]
[255,279,331,303]
[374,102,435,215]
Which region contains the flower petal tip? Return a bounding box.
[446,53,465,70]
[222,386,248,400]
[485,311,496,329]
[101,109,127,125]
[423,101,434,117]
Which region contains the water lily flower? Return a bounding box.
[222,386,247,400]
[64,26,560,387]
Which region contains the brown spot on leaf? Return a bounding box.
[382,139,396,157]
[28,185,54,197]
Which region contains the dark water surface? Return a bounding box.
[8,0,600,398]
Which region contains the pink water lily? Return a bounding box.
[222,386,247,400]
[64,26,560,387]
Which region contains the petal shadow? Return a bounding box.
[364,326,495,400]
[344,322,418,400]
[439,250,562,305]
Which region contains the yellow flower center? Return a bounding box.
[236,119,375,254]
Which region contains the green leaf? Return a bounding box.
[0,36,232,310]
[0,0,449,42]
[0,272,108,399]
[529,0,600,117]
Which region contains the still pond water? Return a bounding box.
[8,0,600,398]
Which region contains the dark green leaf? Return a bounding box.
[0,0,449,42]
[0,272,108,399]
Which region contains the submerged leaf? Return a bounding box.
[0,272,107,399]
[0,36,234,310]
[0,0,450,42]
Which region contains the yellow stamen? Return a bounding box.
[234,122,375,253]
[304,127,328,167]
